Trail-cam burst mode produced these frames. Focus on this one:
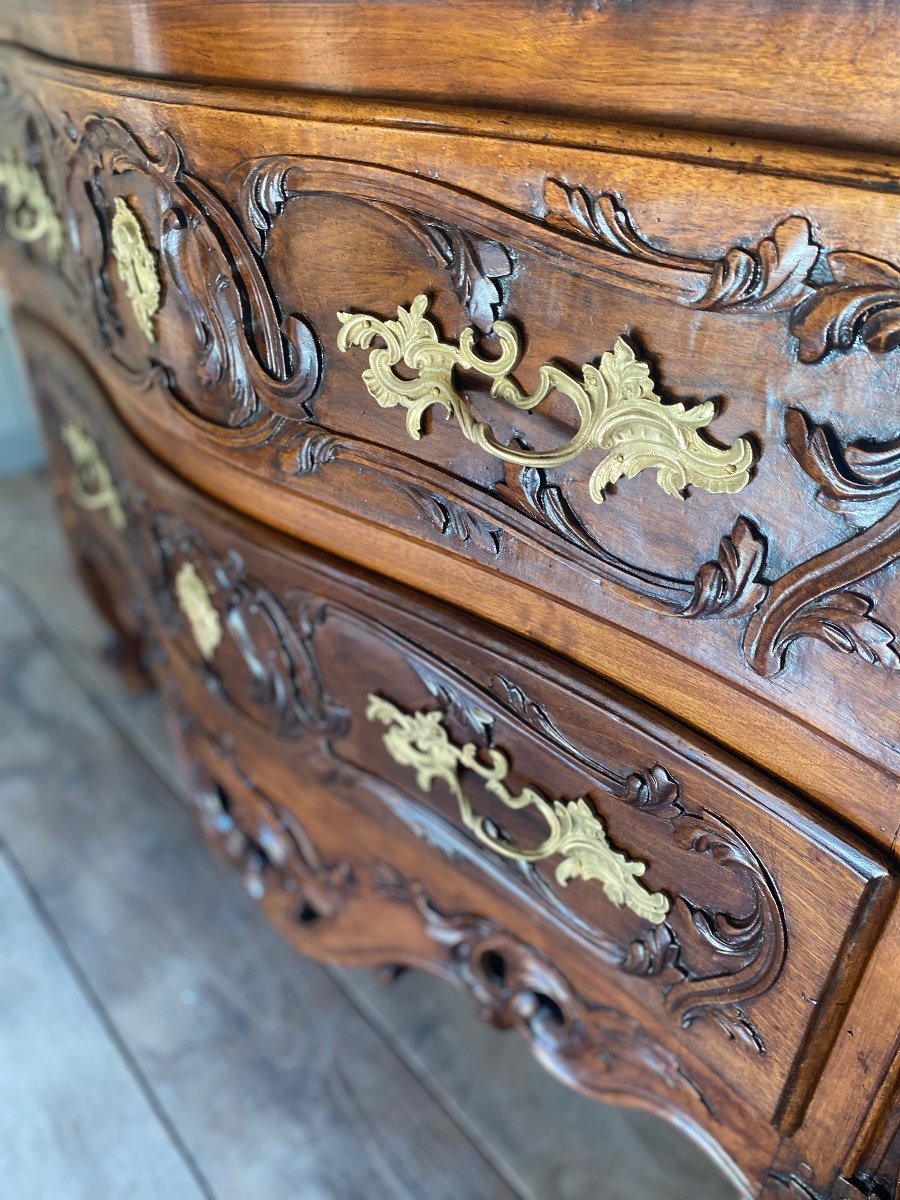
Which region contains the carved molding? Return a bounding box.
[337,293,755,505]
[544,180,900,363]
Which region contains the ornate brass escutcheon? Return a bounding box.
[0,148,63,261]
[110,196,161,341]
[174,561,223,661]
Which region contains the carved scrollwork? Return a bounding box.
[237,155,516,334]
[370,865,714,1120]
[147,514,348,737]
[544,180,900,363]
[337,293,754,505]
[67,115,320,430]
[491,674,787,1052]
[746,409,900,676]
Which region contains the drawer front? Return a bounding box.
[26,317,894,1138]
[1,51,898,834]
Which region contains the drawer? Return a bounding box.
[2,52,898,836]
[29,323,895,1143]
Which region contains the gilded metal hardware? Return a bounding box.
[0,149,62,261]
[59,420,126,532]
[174,561,223,661]
[110,196,161,341]
[367,695,670,924]
[337,293,753,504]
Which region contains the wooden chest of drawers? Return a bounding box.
[1,5,898,1196]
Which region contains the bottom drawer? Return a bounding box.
[26,318,894,1194]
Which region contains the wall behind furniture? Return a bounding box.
[0,292,42,478]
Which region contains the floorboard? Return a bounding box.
[0,845,209,1200]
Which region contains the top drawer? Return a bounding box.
[0,51,898,828]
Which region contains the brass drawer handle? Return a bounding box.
[338,293,753,505]
[60,420,126,532]
[367,694,670,924]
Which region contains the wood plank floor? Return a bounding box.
[0,469,739,1200]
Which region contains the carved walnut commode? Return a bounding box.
[1,4,898,1196]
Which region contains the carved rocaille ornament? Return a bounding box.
[337,293,754,505]
[174,717,715,1128]
[147,515,347,737]
[65,115,320,431]
[366,693,671,924]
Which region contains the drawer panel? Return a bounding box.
[27,319,894,1135]
[1,52,898,836]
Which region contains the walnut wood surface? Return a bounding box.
[2,2,900,155]
[1,7,899,1198]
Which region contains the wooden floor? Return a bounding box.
[0,469,739,1200]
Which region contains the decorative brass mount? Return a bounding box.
[337,293,753,504]
[0,148,63,262]
[174,561,223,661]
[367,694,670,924]
[110,196,161,342]
[59,420,126,532]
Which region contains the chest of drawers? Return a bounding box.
[1,5,898,1196]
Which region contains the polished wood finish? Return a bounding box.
[1,6,898,1198]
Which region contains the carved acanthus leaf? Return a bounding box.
[791,252,900,363]
[417,220,514,333]
[402,484,504,555]
[544,179,900,362]
[775,591,900,670]
[679,517,769,618]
